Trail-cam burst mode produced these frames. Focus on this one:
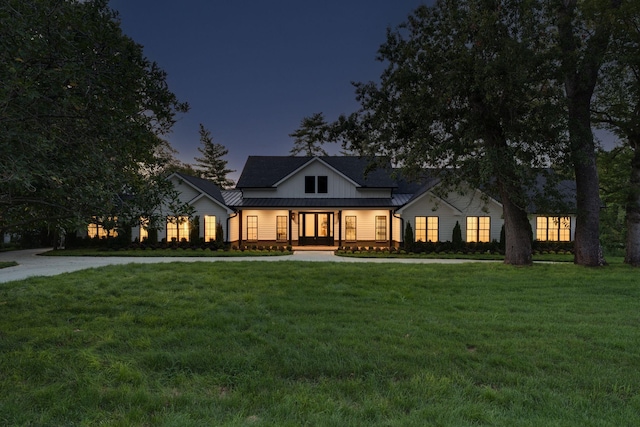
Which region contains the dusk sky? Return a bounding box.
[108,1,432,180]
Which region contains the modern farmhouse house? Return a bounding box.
[95,156,575,247]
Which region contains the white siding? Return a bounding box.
[339,209,393,242]
[191,198,230,240]
[242,160,392,199]
[240,210,290,241]
[169,176,201,203]
[399,189,503,242]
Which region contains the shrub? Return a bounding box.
[452,221,463,249]
[404,221,415,252]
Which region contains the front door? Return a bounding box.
[298,212,334,246]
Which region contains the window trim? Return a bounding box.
[345,215,357,242]
[317,176,328,193]
[247,215,258,242]
[276,215,287,242]
[375,216,387,242]
[415,216,439,243]
[204,215,217,242]
[466,216,490,243]
[139,217,149,241]
[167,216,190,242]
[536,216,571,242]
[305,176,315,194]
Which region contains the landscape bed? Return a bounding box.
[1,262,638,426]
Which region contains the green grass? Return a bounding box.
[0,261,18,269]
[336,250,579,262]
[42,248,292,257]
[1,262,639,426]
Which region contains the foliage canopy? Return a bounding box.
[0,0,189,235]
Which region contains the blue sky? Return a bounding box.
[108,1,431,179]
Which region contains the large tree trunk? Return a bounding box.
[567,96,606,266]
[500,186,532,266]
[557,0,613,266]
[625,142,640,266]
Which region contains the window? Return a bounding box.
[305,176,328,194]
[415,216,439,242]
[317,176,328,193]
[536,216,571,242]
[247,215,258,241]
[345,216,357,241]
[88,217,118,238]
[466,216,490,242]
[167,216,190,242]
[276,216,287,241]
[305,176,315,193]
[204,215,217,242]
[139,218,149,241]
[375,216,387,241]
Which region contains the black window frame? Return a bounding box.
[317,176,328,193]
[305,176,315,193]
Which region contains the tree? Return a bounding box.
[289,112,329,156]
[341,0,566,265]
[404,221,414,252]
[596,147,631,255]
[0,0,189,236]
[554,0,622,266]
[193,124,235,189]
[452,221,463,250]
[592,0,640,265]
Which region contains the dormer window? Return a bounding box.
[317,176,328,193]
[305,176,328,194]
[305,176,315,193]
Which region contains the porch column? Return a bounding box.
[238,210,243,247]
[389,210,393,247]
[338,210,342,247]
[288,210,293,246]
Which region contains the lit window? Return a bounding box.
[375,216,387,241]
[276,216,287,241]
[467,216,490,242]
[247,215,258,241]
[536,216,571,242]
[345,216,357,241]
[139,218,149,241]
[415,216,439,242]
[167,216,190,242]
[204,215,217,242]
[88,216,118,238]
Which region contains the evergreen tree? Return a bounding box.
[194,124,235,189]
[452,221,463,250]
[289,112,329,156]
[404,221,414,252]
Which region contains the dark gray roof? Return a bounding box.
[174,165,577,215]
[236,156,396,188]
[228,197,404,208]
[173,173,227,206]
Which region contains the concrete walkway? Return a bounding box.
[0,248,493,284]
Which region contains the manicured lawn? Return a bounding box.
[0,261,18,269]
[42,248,292,257]
[1,262,639,426]
[336,251,583,263]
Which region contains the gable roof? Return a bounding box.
[236,156,396,188]
[170,172,229,208]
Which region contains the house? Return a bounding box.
[119,156,575,247]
